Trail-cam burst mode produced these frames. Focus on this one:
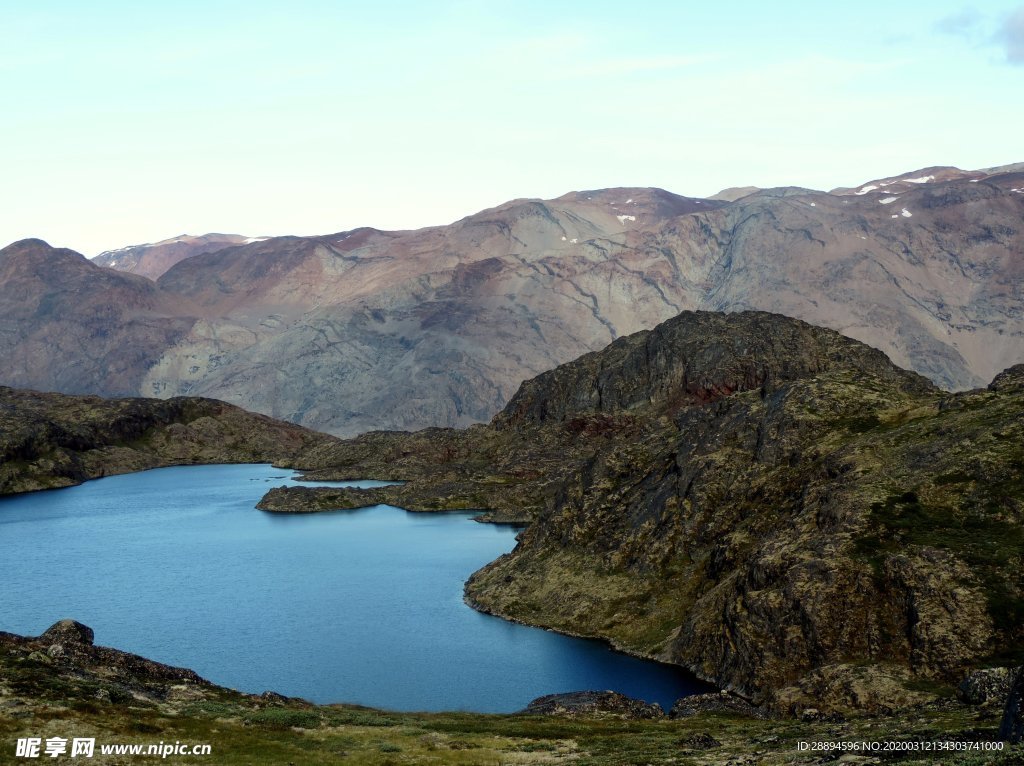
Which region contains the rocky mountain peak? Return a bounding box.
[494,311,935,428]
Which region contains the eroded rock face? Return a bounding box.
[521,690,663,719]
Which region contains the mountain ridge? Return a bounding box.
[3,161,1022,436]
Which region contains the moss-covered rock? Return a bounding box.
[0,387,337,495]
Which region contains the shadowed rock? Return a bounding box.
[521,691,663,719]
[1000,667,1024,743]
[0,385,337,496]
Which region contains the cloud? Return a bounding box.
[935,5,1024,65]
[935,8,984,39]
[998,6,1024,64]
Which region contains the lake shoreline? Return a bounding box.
[0,463,702,713]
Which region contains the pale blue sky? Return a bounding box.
[2,1,1022,255]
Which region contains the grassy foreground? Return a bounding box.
[1,636,1020,766]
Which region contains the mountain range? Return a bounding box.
[1,162,1021,436]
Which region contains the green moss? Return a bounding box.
[242,708,323,729]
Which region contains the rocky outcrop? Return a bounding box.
[274,311,1024,715]
[521,691,663,719]
[40,619,95,646]
[5,620,208,694]
[0,386,336,495]
[668,691,766,719]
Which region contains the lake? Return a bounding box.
[0,464,709,712]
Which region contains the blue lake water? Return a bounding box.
[0,464,709,712]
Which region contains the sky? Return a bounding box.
[1,1,1022,255]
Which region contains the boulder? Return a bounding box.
[676,733,721,750]
[958,667,1016,708]
[40,620,94,646]
[521,690,663,719]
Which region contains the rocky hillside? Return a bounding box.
[0,239,199,397]
[2,163,1023,436]
[0,386,336,495]
[262,311,1024,716]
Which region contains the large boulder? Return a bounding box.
[40,620,94,646]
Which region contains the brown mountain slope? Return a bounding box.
[92,233,255,279]
[2,165,1023,436]
[0,240,198,396]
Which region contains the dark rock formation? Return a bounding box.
[1001,668,1024,744]
[4,621,208,693]
[675,732,722,750]
[521,690,663,719]
[40,619,94,646]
